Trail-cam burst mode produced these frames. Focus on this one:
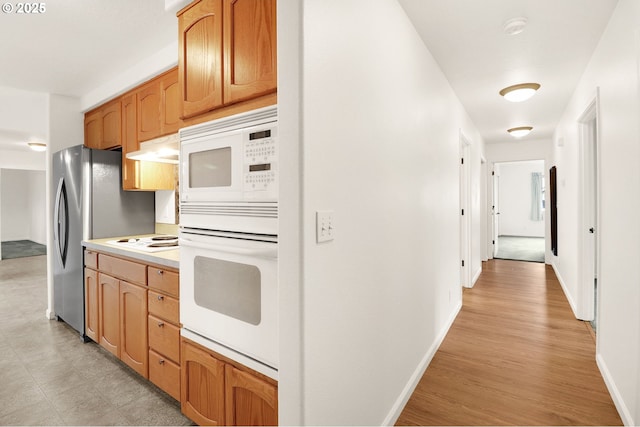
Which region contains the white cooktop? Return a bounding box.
[106,235,178,253]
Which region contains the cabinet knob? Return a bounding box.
[158,321,165,327]
[159,359,165,365]
[157,270,164,275]
[157,295,164,301]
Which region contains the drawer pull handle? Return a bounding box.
[157,295,164,301]
[157,270,164,275]
[159,359,165,365]
[158,322,165,327]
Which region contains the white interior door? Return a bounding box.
[492,169,500,257]
[578,95,599,325]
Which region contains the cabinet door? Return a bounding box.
[120,281,148,378]
[121,93,140,190]
[225,364,278,426]
[181,339,226,426]
[161,69,182,135]
[101,99,122,150]
[98,273,120,357]
[137,80,162,142]
[178,0,224,119]
[84,268,99,342]
[223,0,277,105]
[84,109,102,149]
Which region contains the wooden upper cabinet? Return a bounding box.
[223,0,277,105]
[178,0,224,119]
[101,100,122,150]
[121,93,138,190]
[137,68,183,142]
[84,110,102,149]
[225,364,278,426]
[84,99,122,150]
[161,70,183,135]
[137,80,163,142]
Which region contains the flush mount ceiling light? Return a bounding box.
[28,142,47,152]
[503,17,528,35]
[499,83,541,102]
[507,126,533,138]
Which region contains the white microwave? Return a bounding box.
[179,106,278,235]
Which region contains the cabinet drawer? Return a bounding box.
[148,314,180,362]
[149,349,180,401]
[147,267,179,297]
[85,249,98,270]
[148,290,179,324]
[98,254,146,285]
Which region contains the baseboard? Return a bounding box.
[551,262,579,319]
[596,353,634,426]
[472,265,482,287]
[382,300,462,426]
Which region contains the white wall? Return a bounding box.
[28,170,47,245]
[0,169,46,244]
[279,0,484,424]
[1,169,29,241]
[552,0,640,424]
[496,161,545,238]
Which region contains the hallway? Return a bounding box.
[396,260,621,426]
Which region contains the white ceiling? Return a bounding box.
[0,0,177,97]
[397,0,619,143]
[0,0,620,152]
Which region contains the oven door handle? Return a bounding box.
[179,237,277,259]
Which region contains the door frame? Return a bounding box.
[460,131,472,288]
[577,90,601,322]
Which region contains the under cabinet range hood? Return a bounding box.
[126,133,179,164]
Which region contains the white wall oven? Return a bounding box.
[179,106,278,380]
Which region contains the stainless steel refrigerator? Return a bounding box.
[52,145,155,337]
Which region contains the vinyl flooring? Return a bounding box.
[0,255,192,426]
[396,259,622,426]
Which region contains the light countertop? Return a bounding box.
[83,234,179,270]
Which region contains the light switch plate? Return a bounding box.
[316,210,334,243]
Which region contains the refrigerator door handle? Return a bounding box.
[53,177,69,267]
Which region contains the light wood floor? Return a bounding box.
[396,259,622,426]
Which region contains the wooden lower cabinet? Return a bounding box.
[225,364,278,426]
[85,250,181,404]
[149,349,181,401]
[84,268,99,342]
[98,273,120,357]
[181,338,278,426]
[120,281,148,378]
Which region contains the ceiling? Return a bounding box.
[398,0,618,143]
[0,0,620,152]
[0,0,178,97]
[0,0,180,152]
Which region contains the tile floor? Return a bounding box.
[0,255,193,426]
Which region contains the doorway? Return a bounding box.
[578,94,599,330]
[492,160,546,263]
[0,169,47,260]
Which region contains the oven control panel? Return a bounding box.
[244,127,277,194]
